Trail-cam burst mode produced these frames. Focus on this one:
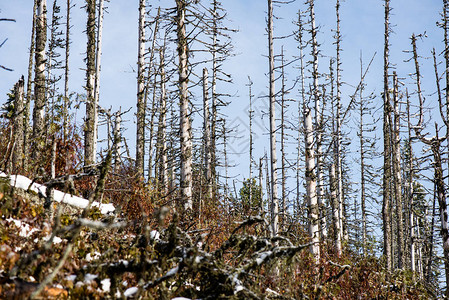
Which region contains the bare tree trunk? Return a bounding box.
[335,0,344,244]
[358,54,367,257]
[412,34,449,296]
[248,77,254,211]
[32,0,47,160]
[330,163,342,256]
[92,0,104,161]
[84,0,97,167]
[203,68,212,199]
[114,112,122,171]
[280,48,287,230]
[305,105,320,262]
[157,48,168,195]
[136,0,146,177]
[391,72,405,269]
[267,0,278,236]
[309,0,324,240]
[143,8,161,180]
[24,0,38,170]
[382,0,393,272]
[176,0,193,211]
[13,77,25,172]
[296,10,305,222]
[63,0,71,143]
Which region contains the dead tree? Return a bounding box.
[32,0,47,160]
[411,33,449,297]
[24,0,38,169]
[305,104,320,262]
[12,77,25,172]
[309,0,325,240]
[267,0,279,236]
[176,0,193,211]
[391,71,405,269]
[136,0,146,177]
[84,0,97,167]
[382,0,393,272]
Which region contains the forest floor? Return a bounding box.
[0,173,436,299]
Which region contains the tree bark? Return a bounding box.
[13,77,25,172]
[203,68,212,199]
[392,71,405,269]
[84,0,97,167]
[305,105,320,262]
[24,0,38,170]
[267,0,278,237]
[176,0,193,211]
[309,0,325,240]
[136,0,146,177]
[382,0,393,272]
[32,0,47,160]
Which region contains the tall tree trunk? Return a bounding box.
[382,0,393,272]
[13,77,25,172]
[296,10,305,222]
[305,105,320,262]
[84,0,97,167]
[267,0,278,237]
[248,77,254,211]
[176,0,193,211]
[210,0,219,199]
[136,0,146,177]
[63,0,71,143]
[309,0,324,240]
[32,0,47,160]
[93,0,104,161]
[24,0,38,170]
[203,68,212,199]
[335,0,344,244]
[157,48,168,195]
[330,163,342,255]
[359,54,367,257]
[392,71,405,269]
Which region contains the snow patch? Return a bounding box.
[84,273,98,283]
[123,286,138,297]
[101,278,111,292]
[6,218,38,237]
[1,173,115,214]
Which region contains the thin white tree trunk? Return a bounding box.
[159,49,168,195]
[330,163,342,256]
[267,0,278,237]
[93,0,104,161]
[63,0,71,142]
[203,68,212,199]
[305,106,320,262]
[32,0,47,159]
[335,0,344,243]
[309,0,325,240]
[84,0,97,167]
[136,0,146,176]
[176,0,193,210]
[13,77,25,171]
[392,72,405,269]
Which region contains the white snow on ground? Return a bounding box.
[123,286,138,297]
[43,235,63,244]
[0,172,115,214]
[101,278,111,292]
[6,218,38,237]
